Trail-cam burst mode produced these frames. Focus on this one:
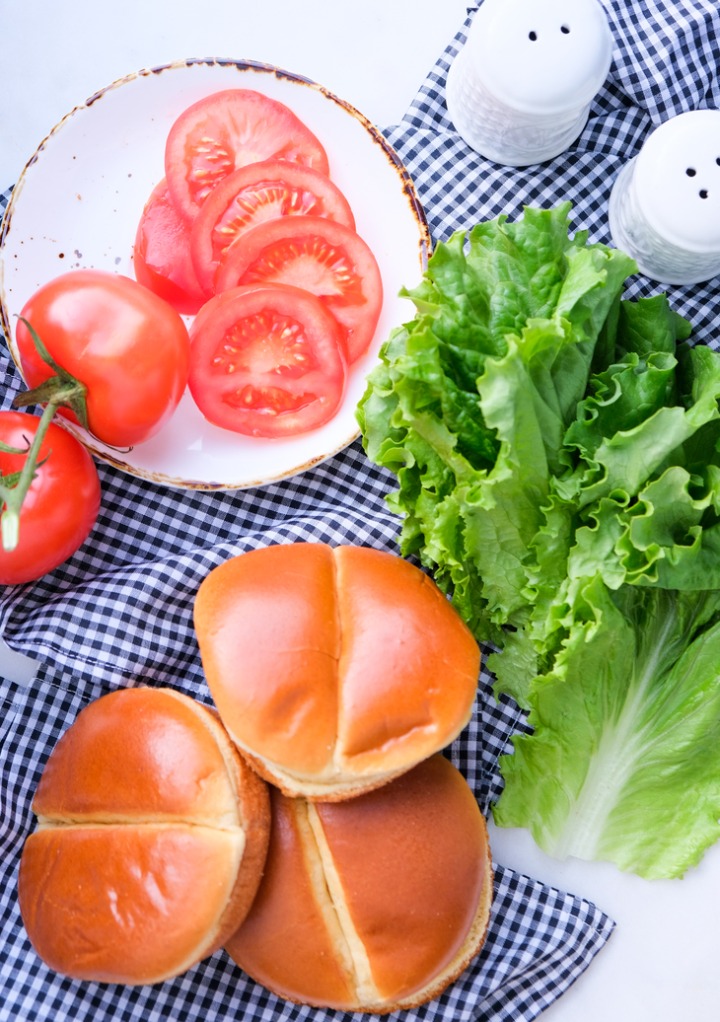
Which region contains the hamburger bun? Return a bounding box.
[18,686,271,985]
[193,542,480,800]
[225,753,493,1012]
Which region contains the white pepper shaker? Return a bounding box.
[608,109,720,285]
[446,0,614,166]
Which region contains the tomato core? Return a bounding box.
[213,308,323,412]
[238,234,364,303]
[188,284,347,437]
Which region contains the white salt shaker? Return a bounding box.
[446,0,614,166]
[608,109,720,285]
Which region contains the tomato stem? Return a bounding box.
[0,318,91,554]
[0,509,19,552]
[12,317,90,430]
[0,401,60,552]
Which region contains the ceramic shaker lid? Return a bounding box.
[471,0,613,113]
[609,109,720,285]
[446,0,614,165]
[632,109,720,253]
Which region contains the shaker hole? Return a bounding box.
[699,189,709,199]
[528,30,538,41]
[686,167,697,177]
[560,24,571,34]
[716,157,720,166]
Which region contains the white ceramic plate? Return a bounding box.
[0,58,429,490]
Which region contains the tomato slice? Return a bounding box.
[188,284,347,438]
[214,217,383,364]
[165,89,330,221]
[190,160,355,295]
[133,179,206,315]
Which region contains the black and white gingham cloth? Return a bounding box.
[2,1,719,1018]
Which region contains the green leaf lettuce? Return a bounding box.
[357,203,720,879]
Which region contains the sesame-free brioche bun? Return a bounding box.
[193,542,480,800]
[18,686,271,985]
[225,753,493,1012]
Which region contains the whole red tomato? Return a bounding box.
[15,269,190,447]
[0,411,101,585]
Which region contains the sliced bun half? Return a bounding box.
[225,753,493,1012]
[18,686,271,985]
[193,543,480,799]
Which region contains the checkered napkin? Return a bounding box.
[2,0,718,1017]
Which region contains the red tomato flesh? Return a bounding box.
[165,89,330,222]
[190,159,355,295]
[214,217,383,364]
[16,270,191,448]
[133,178,206,315]
[0,411,101,585]
[188,284,347,438]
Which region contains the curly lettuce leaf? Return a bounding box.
[357,204,636,638]
[358,203,720,878]
[559,343,720,508]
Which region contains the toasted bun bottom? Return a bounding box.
[18,687,271,985]
[225,754,493,1012]
[194,543,481,800]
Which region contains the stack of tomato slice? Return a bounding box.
[132,88,383,438]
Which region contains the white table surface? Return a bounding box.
[1,2,719,1019]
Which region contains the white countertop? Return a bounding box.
[1,0,466,190]
[2,2,719,1018]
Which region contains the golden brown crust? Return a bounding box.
[334,546,480,774]
[32,686,242,826]
[18,824,246,985]
[225,788,358,1008]
[225,754,493,1012]
[396,842,493,1011]
[214,746,271,947]
[193,543,340,778]
[194,543,480,800]
[18,687,271,985]
[228,740,412,802]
